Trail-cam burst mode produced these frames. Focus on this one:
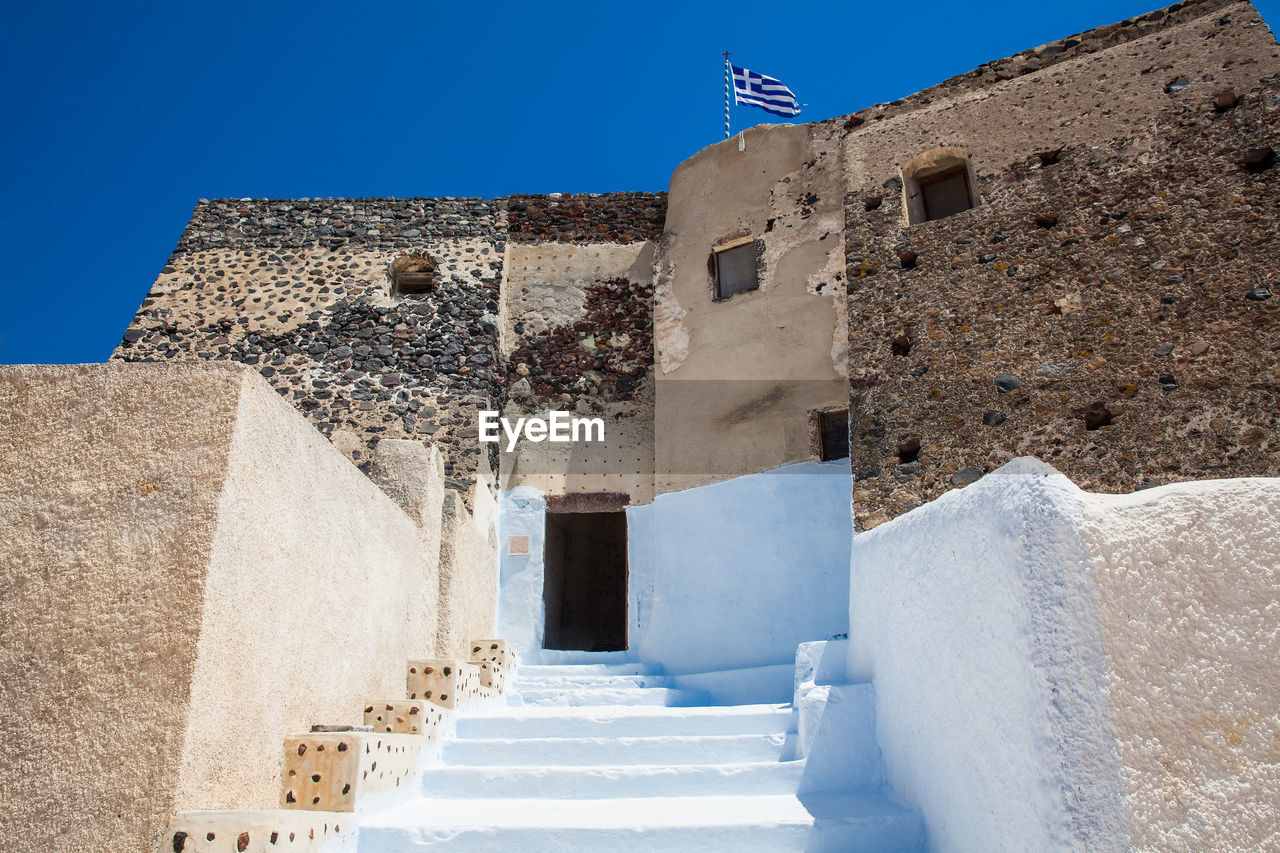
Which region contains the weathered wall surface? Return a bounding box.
[113,198,506,490]
[0,363,240,853]
[1080,479,1280,853]
[501,238,657,503]
[0,363,465,851]
[655,124,848,492]
[848,459,1128,853]
[848,458,1280,853]
[843,0,1280,528]
[174,365,440,817]
[436,486,499,660]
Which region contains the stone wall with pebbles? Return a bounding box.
[499,239,658,503]
[845,72,1280,529]
[114,200,506,490]
[507,192,666,244]
[115,193,668,492]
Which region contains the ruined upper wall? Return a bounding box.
[177,197,504,250]
[507,193,666,244]
[831,0,1239,136]
[840,0,1280,197]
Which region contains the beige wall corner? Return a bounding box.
[0,362,449,851]
[436,490,499,659]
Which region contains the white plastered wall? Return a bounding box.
[849,457,1280,852]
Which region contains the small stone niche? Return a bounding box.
[901,146,979,225]
[390,254,437,297]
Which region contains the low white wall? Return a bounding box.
[849,457,1280,853]
[496,461,850,677]
[630,460,851,675]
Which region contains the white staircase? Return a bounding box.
[356,654,926,852]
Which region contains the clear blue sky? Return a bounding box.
[2,0,1275,364]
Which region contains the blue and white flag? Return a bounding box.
[731,65,801,118]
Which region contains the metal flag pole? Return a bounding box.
[723,51,731,139]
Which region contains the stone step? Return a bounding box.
[457,703,794,739]
[518,663,664,677]
[512,673,675,690]
[444,732,787,766]
[524,650,635,666]
[511,686,712,706]
[417,760,805,799]
[357,794,926,852]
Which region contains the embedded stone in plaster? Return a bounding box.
[362,699,448,737]
[405,659,484,709]
[162,810,349,852]
[280,732,420,812]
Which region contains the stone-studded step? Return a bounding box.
[161,640,516,853]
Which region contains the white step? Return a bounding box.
[525,650,634,666]
[518,663,663,677]
[418,760,805,799]
[358,793,926,852]
[444,733,786,766]
[458,703,794,739]
[512,686,711,706]
[513,674,675,689]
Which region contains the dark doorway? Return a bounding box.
[543,511,628,651]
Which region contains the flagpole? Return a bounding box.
[723,51,731,139]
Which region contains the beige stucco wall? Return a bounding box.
[0,363,241,853]
[1080,480,1280,853]
[436,487,498,659]
[656,123,848,492]
[0,363,478,852]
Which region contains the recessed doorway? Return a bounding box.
[543,510,628,652]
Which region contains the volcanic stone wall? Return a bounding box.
[500,193,665,503]
[507,192,667,244]
[846,72,1280,529]
[113,198,506,490]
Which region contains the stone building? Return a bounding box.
[4,0,1279,850]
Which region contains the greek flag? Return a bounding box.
[731,65,801,118]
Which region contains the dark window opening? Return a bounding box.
[543,510,628,652]
[919,167,974,222]
[819,410,850,461]
[713,242,759,299]
[391,255,437,296]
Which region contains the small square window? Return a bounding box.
[818,409,849,461]
[919,167,974,222]
[713,242,759,299]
